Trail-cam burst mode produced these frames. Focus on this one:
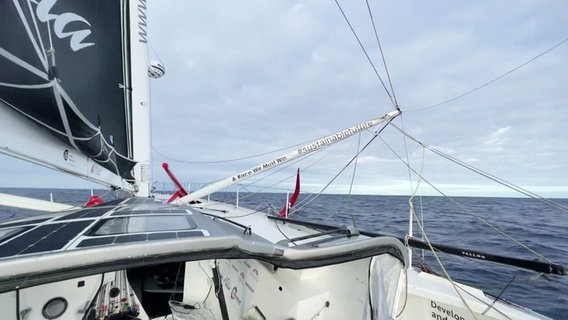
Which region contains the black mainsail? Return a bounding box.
[0,0,140,187]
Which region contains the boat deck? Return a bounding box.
[0,197,407,292]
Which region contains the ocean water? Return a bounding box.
[1,188,567,319]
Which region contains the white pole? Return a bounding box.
[179,110,401,203]
[129,0,152,197]
[285,191,290,218]
[236,184,239,210]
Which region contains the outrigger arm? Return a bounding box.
[178,109,401,203]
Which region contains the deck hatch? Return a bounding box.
[91,215,197,236]
[111,208,189,216]
[76,230,206,248]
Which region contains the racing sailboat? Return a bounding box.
[0,1,565,319]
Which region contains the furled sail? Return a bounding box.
[0,0,150,191]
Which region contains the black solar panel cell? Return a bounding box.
[0,224,61,257]
[76,236,117,248]
[148,232,177,240]
[20,220,92,254]
[177,230,205,238]
[114,234,148,243]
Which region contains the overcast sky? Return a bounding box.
[1,1,567,197]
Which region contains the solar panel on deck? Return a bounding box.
[20,220,92,254]
[148,232,177,240]
[111,208,189,216]
[0,218,51,229]
[0,226,31,243]
[76,230,206,248]
[76,236,117,248]
[0,224,61,257]
[115,234,148,243]
[177,231,205,238]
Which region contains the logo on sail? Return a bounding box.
[36,0,94,51]
[137,0,148,43]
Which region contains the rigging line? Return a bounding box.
[416,250,515,319]
[274,216,294,244]
[407,141,426,244]
[223,151,328,210]
[237,145,327,200]
[407,148,480,320]
[52,81,78,149]
[0,82,52,89]
[170,262,184,301]
[378,134,554,264]
[395,267,409,318]
[0,98,63,136]
[0,47,48,80]
[482,275,517,316]
[196,262,213,308]
[152,136,317,164]
[14,0,48,71]
[347,132,362,229]
[364,0,399,108]
[148,39,164,65]
[407,36,568,112]
[301,120,394,208]
[408,153,515,319]
[56,82,100,131]
[333,0,396,108]
[390,123,568,213]
[399,116,414,195]
[27,0,49,69]
[407,158,515,320]
[153,111,400,164]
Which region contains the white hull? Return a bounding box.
[0,197,551,320]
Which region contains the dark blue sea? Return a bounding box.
[1,188,567,319]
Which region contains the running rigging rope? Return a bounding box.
[347,132,363,229]
[293,119,395,214]
[380,126,559,264]
[363,0,399,108]
[406,36,568,112]
[333,0,398,109]
[390,123,568,214]
[407,148,482,320]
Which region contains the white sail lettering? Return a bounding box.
[36,0,94,51]
[137,0,148,43]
